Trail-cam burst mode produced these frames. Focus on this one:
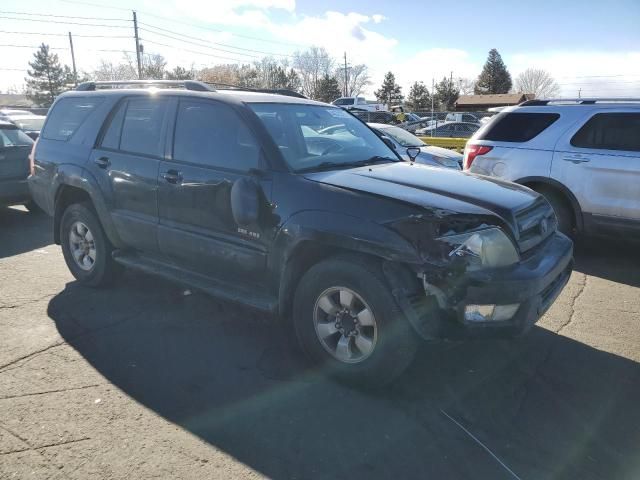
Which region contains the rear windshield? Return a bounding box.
[478,112,560,142]
[42,97,103,141]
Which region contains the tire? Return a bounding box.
[292,255,418,388]
[60,202,120,287]
[537,186,574,236]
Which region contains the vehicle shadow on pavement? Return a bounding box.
[0,206,52,259]
[47,270,640,480]
[573,237,640,288]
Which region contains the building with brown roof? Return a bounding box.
[454,93,535,111]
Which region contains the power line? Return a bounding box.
[138,27,260,59]
[0,10,128,21]
[57,0,309,48]
[0,30,132,39]
[139,22,292,58]
[0,15,131,28]
[141,39,252,64]
[0,44,135,54]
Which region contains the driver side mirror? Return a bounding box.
[231,177,261,226]
[406,147,420,162]
[381,136,396,150]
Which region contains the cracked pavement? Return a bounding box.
[1,206,640,479]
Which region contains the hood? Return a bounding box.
[304,162,538,225]
[421,145,462,160]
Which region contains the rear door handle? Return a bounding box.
[562,155,590,164]
[162,170,183,184]
[94,156,110,168]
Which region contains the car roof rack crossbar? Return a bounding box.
[76,80,215,92]
[204,82,307,98]
[520,98,640,106]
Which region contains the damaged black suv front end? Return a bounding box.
[387,196,573,340]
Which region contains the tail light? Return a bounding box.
[463,144,493,170]
[29,138,38,176]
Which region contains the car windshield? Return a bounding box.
[0,126,34,146]
[14,117,45,131]
[249,103,398,172]
[379,126,425,147]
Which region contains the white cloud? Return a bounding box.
[507,51,640,97]
[175,0,295,29]
[372,14,385,24]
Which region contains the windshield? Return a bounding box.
[0,126,34,146]
[249,103,398,172]
[379,126,425,147]
[14,117,45,131]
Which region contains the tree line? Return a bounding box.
[22,43,559,109]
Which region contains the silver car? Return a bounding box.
[369,123,462,170]
[465,98,640,236]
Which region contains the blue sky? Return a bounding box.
[1,0,639,96]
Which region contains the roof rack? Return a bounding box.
[205,82,306,99]
[520,98,640,106]
[76,80,215,92]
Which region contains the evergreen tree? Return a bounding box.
[166,66,193,80]
[474,49,512,94]
[374,71,403,106]
[435,77,460,111]
[315,75,341,103]
[406,81,431,110]
[25,44,74,106]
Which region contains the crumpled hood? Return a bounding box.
[304,161,538,223]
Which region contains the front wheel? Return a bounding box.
[292,256,418,387]
[60,202,120,287]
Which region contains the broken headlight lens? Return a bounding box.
[438,227,519,270]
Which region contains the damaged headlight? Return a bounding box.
[438,227,519,270]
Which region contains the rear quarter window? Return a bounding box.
[42,97,103,141]
[478,112,560,142]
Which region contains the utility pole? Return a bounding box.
[343,52,348,97]
[431,78,435,136]
[578,88,582,99]
[68,32,78,86]
[133,11,142,80]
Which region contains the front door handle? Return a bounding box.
[162,170,183,184]
[563,155,590,164]
[94,156,110,168]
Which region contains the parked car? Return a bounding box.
[445,112,481,124]
[0,120,37,210]
[349,108,396,125]
[332,96,385,112]
[465,98,640,236]
[29,80,573,386]
[368,123,462,169]
[417,121,480,138]
[0,109,32,120]
[11,115,46,140]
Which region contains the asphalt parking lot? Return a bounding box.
[1,206,639,480]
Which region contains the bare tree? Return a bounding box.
[293,47,334,100]
[336,64,371,97]
[515,68,560,98]
[457,77,476,95]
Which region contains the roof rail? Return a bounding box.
[520,98,640,106]
[204,82,307,99]
[76,80,215,92]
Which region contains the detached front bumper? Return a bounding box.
[444,231,573,338]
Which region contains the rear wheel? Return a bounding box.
[536,186,574,236]
[60,202,120,287]
[292,256,418,387]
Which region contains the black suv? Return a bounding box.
[29,80,573,386]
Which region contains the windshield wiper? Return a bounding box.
[296,156,399,173]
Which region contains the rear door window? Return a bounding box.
[478,112,560,142]
[119,97,169,158]
[571,113,640,152]
[41,97,103,141]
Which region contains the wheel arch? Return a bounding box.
[516,176,584,232]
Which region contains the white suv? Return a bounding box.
[464,99,640,236]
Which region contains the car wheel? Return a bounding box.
[537,187,574,236]
[60,202,120,287]
[292,255,418,388]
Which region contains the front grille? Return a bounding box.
[514,199,557,253]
